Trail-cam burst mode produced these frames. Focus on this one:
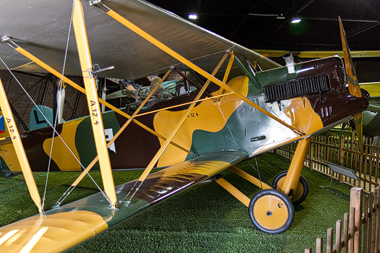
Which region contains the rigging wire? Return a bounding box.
[247,157,270,190]
[0,58,111,207]
[42,0,75,211]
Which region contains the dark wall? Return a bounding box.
[355,59,380,83]
[0,70,88,133]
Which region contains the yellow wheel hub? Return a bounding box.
[253,194,289,230]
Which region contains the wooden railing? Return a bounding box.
[304,187,380,253]
[276,130,380,193]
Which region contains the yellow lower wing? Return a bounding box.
[0,151,248,252]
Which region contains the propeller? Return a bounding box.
[338,17,364,152]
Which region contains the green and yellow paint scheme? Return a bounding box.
[0,0,371,251]
[0,56,368,175]
[0,53,370,250]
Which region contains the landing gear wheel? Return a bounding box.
[248,189,294,234]
[272,171,308,205]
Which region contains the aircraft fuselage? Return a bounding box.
[0,56,369,173]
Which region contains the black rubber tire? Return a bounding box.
[272,171,308,205]
[248,189,294,234]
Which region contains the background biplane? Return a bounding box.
[357,82,380,138]
[0,0,371,251]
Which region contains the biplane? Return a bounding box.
[0,0,370,252]
[352,82,380,139]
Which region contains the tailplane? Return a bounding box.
[29,105,65,131]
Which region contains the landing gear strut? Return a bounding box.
[217,138,311,234]
[272,171,308,205]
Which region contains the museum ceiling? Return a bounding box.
[151,0,380,52]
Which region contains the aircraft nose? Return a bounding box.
[348,88,370,116]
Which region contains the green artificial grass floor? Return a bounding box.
[0,153,351,252]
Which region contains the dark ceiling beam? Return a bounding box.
[263,0,315,16]
[230,1,261,39]
[300,17,380,23]
[253,41,344,49]
[294,0,315,15]
[358,0,380,17]
[175,12,246,17]
[346,23,380,39]
[254,0,315,48]
[196,0,201,11]
[264,0,292,15]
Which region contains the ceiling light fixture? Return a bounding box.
[189,14,198,20]
[291,17,301,23]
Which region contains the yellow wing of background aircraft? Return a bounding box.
[0,0,370,251]
[255,49,380,59]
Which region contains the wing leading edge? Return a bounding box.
[0,151,248,252]
[0,0,280,80]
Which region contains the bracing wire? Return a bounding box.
[42,0,75,211]
[247,157,270,190]
[0,60,111,207]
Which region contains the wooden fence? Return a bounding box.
[304,187,380,253]
[276,130,380,193]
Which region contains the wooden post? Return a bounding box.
[325,134,329,174]
[343,213,349,253]
[339,135,345,182]
[350,131,359,187]
[316,237,323,253]
[375,187,380,253]
[368,138,374,190]
[363,195,369,253]
[350,187,362,253]
[304,248,312,253]
[368,192,373,253]
[349,207,355,253]
[326,228,333,253]
[350,131,354,170]
[309,139,314,170]
[316,136,320,171]
[363,138,368,192]
[290,142,294,159]
[336,220,342,252]
[372,189,378,251]
[376,143,380,186]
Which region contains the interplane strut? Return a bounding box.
[63,68,174,197]
[94,2,304,136]
[124,52,230,203]
[0,0,305,211]
[72,0,116,207]
[0,38,192,155]
[0,78,43,214]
